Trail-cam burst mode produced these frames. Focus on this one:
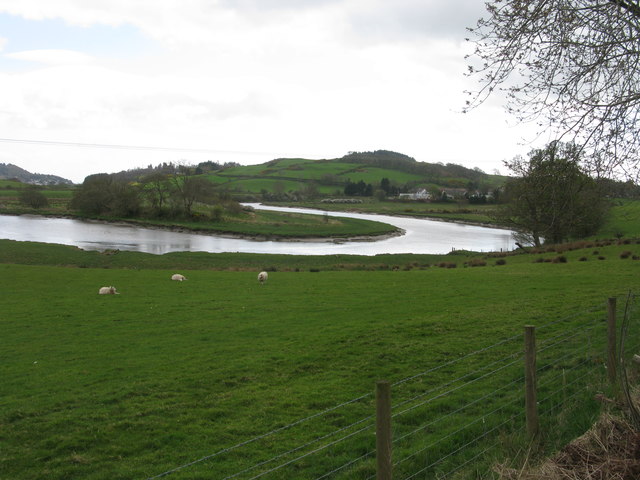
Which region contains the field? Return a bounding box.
[596,198,640,238]
[126,209,398,239]
[217,159,425,184]
[270,199,498,225]
[2,239,640,479]
[210,158,429,194]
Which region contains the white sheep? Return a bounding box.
[98,286,119,295]
[258,271,268,284]
[171,274,187,281]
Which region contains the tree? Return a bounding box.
[18,186,49,209]
[496,142,608,246]
[380,177,391,195]
[169,173,214,217]
[299,181,320,200]
[141,172,171,215]
[71,174,115,215]
[465,0,640,179]
[71,174,141,217]
[344,179,373,196]
[110,181,142,217]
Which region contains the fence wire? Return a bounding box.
[146,296,635,480]
[221,416,375,480]
[392,355,522,421]
[393,375,524,446]
[400,411,523,480]
[391,331,523,389]
[395,397,523,474]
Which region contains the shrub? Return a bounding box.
[438,262,457,268]
[495,259,507,266]
[467,258,487,267]
[552,255,568,263]
[620,251,632,259]
[210,206,224,222]
[579,257,588,261]
[19,187,49,209]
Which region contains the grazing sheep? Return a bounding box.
[98,286,119,295]
[258,271,268,284]
[171,274,187,281]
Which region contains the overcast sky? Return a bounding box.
[0,1,543,183]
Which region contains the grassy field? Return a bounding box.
[126,208,399,239]
[1,239,639,479]
[594,198,640,238]
[213,158,427,191]
[268,199,502,225]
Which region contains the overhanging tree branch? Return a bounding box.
[466,0,640,179]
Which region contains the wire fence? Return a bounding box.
[146,295,637,480]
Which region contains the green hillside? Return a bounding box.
[205,151,503,195]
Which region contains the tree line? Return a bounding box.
[70,164,239,220]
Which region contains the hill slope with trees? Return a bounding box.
[0,163,73,185]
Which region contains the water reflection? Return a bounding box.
[0,207,516,256]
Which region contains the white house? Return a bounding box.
[398,188,431,201]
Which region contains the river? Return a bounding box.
[0,204,516,255]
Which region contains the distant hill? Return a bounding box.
[0,163,74,185]
[97,150,507,196]
[340,150,491,181]
[207,150,506,195]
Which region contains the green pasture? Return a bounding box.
[127,209,397,238]
[0,179,22,188]
[1,240,639,479]
[595,198,640,238]
[0,185,73,199]
[207,177,334,195]
[270,199,499,225]
[218,159,357,179]
[337,166,425,184]
[212,159,425,189]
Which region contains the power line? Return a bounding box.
[0,137,290,157]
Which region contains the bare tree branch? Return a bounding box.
[466,0,640,180]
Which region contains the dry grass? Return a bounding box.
[496,409,640,480]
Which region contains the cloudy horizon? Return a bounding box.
[0,1,545,184]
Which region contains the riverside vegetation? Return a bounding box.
[1,235,639,479]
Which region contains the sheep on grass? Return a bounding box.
[258,271,268,284]
[98,286,119,295]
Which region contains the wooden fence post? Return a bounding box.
[524,325,539,438]
[607,297,617,387]
[376,380,392,480]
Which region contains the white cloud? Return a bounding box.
[6,49,93,65]
[0,1,536,184]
